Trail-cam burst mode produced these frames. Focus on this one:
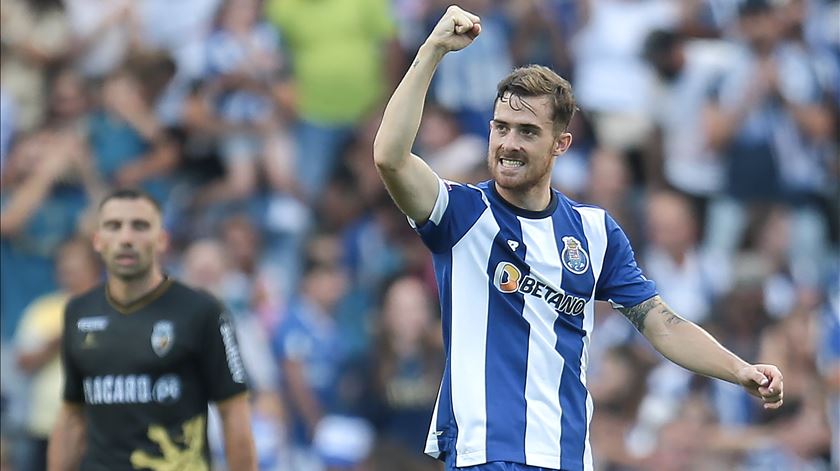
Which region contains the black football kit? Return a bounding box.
[61,278,248,470]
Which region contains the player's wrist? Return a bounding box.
[417,42,448,63]
[730,359,754,384]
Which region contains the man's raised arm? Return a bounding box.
[373,6,481,224]
[620,295,784,410]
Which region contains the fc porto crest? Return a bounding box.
[151,320,175,357]
[561,236,589,275]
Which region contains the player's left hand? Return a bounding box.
[735,364,784,410]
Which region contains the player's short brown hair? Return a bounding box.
[98,188,162,214]
[495,65,577,134]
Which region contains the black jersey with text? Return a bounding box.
[61,278,248,471]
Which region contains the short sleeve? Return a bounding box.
[61,299,85,404]
[201,304,249,402]
[408,177,488,253]
[272,316,310,364]
[595,214,657,308]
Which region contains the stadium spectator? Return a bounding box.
[131,0,222,124]
[365,275,443,471]
[643,28,735,208]
[87,58,179,202]
[63,0,132,78]
[42,67,90,134]
[0,0,72,131]
[265,0,399,201]
[703,0,834,287]
[219,214,286,325]
[643,191,729,324]
[570,0,683,162]
[194,0,297,208]
[1,129,101,339]
[416,104,486,182]
[583,148,640,246]
[507,0,574,73]
[271,258,352,470]
[13,238,100,471]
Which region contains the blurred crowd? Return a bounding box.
[0,0,838,470]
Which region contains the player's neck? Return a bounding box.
[107,270,166,307]
[496,183,552,212]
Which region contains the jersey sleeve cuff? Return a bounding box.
[408,175,449,230]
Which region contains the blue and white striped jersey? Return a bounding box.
[411,178,657,470]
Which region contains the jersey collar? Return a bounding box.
[106,276,173,315]
[489,181,558,219]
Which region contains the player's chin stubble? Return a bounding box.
[108,258,151,282]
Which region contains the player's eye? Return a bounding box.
[103,221,120,230]
[132,221,151,231]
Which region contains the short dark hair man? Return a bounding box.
[48,188,257,471]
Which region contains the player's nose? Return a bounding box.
[116,227,136,245]
[499,132,523,152]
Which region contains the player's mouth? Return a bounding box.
[500,158,524,168]
[115,252,139,265]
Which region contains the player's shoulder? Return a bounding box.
[555,193,631,239]
[433,178,490,214]
[444,178,487,195]
[558,192,600,211]
[165,279,225,316]
[560,193,618,220]
[65,283,107,319]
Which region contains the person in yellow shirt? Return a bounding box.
[265,0,399,201]
[14,238,101,471]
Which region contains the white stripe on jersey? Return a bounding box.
[429,178,450,225]
[450,208,498,464]
[575,206,609,471]
[521,217,565,468]
[425,380,442,457]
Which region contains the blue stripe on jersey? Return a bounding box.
[484,202,529,463]
[551,202,591,470]
[432,251,456,456]
[594,213,657,307]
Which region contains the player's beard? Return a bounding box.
[107,250,153,282]
[488,148,554,193]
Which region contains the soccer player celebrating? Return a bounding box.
[373,6,784,471]
[47,189,257,471]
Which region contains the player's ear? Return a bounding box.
[91,231,103,254]
[553,132,572,155]
[157,229,170,255]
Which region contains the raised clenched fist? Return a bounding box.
[424,5,482,54]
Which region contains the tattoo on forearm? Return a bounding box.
[618,296,685,333]
[661,306,686,326]
[412,58,420,68]
[619,297,657,332]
